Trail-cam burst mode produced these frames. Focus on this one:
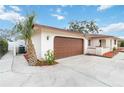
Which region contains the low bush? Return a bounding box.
[24,50,57,66]
[0,38,8,58]
[44,50,55,65]
[113,47,116,52]
[120,41,124,47]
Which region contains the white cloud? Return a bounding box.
[101,22,124,32]
[56,8,62,13]
[0,5,24,23]
[0,5,5,13]
[97,5,113,11]
[51,14,65,20]
[0,11,24,23]
[50,7,67,20]
[9,6,21,12]
[119,36,124,39]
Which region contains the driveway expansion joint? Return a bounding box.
[19,74,33,87]
[59,64,112,87]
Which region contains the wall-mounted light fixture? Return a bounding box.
[47,36,49,40]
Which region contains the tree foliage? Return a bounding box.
[68,20,102,35]
[120,40,124,47]
[0,29,12,41]
[0,38,8,58]
[13,14,36,41]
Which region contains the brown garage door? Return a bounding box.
[54,36,84,59]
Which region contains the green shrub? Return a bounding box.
[113,47,116,52]
[0,38,8,58]
[44,50,55,65]
[120,41,124,47]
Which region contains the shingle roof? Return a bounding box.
[34,24,83,36]
[87,34,120,39]
[34,24,119,39]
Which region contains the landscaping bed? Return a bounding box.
[103,50,119,58]
[35,60,58,66]
[86,50,119,58]
[24,50,58,66]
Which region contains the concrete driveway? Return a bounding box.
[0,51,124,87]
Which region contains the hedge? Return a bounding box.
[0,38,8,59]
[120,41,124,47]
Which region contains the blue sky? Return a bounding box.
[0,5,124,38]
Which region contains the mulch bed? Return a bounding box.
[86,53,111,58]
[103,51,119,58]
[24,53,58,66]
[86,50,119,58]
[35,60,58,66]
[24,53,29,61]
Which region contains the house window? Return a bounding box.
[99,40,102,47]
[114,40,116,45]
[88,40,91,46]
[47,36,49,40]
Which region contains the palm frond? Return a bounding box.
[13,13,36,40]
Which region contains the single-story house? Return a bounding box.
[8,40,25,51]
[32,24,119,59]
[8,40,25,56]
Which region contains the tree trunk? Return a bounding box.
[27,39,37,66]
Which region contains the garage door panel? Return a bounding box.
[54,36,84,59]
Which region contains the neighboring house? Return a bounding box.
[32,24,119,59]
[8,40,25,54]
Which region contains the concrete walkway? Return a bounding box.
[0,51,13,73]
[0,52,30,87]
[0,52,124,87]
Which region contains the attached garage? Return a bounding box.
[33,24,86,59]
[54,36,84,59]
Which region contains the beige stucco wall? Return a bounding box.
[32,27,87,59]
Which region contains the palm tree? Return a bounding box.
[14,14,37,66]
